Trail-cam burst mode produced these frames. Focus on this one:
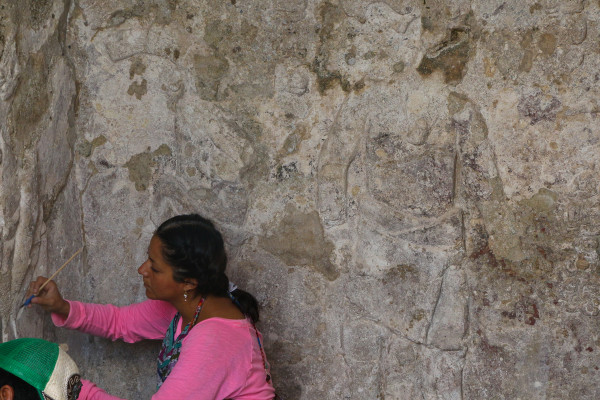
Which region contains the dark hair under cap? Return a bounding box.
[155,214,259,323]
[0,368,40,400]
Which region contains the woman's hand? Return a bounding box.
[27,276,70,318]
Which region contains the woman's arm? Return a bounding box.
[78,380,126,400]
[52,299,176,342]
[29,275,176,342]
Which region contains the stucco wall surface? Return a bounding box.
[1,0,600,398]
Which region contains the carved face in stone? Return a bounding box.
[138,236,188,303]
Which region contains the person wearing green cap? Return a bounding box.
[0,338,82,400]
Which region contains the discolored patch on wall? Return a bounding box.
[259,204,339,281]
[310,2,352,95]
[129,59,146,79]
[125,151,154,191]
[518,30,535,73]
[417,27,472,84]
[537,33,557,57]
[193,54,229,100]
[310,57,352,94]
[153,144,172,157]
[127,79,147,100]
[124,144,172,191]
[76,135,107,157]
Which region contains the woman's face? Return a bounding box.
[138,236,185,303]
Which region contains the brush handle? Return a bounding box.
[37,247,83,293]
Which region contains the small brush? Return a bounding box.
[20,247,83,308]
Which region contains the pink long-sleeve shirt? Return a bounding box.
[52,300,275,400]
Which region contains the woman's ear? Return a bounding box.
[183,279,198,292]
[0,385,14,400]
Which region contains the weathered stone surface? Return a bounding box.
[2,0,600,399]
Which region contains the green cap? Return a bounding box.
[0,338,81,400]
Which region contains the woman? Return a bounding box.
[29,214,275,400]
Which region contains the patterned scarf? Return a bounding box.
[156,298,205,388]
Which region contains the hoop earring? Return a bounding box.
[184,290,188,302]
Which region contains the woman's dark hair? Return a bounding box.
[0,368,40,400]
[155,214,260,323]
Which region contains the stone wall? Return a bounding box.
[1,0,599,398]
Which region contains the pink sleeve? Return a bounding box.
[51,299,176,342]
[79,380,125,400]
